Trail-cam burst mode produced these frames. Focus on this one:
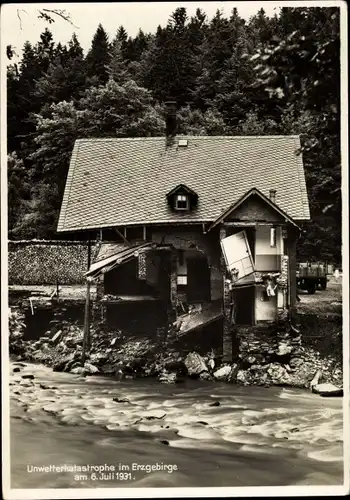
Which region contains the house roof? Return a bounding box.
[86,241,154,278]
[57,135,310,232]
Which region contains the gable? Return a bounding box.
[226,194,286,223]
[166,184,198,198]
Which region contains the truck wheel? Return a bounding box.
[307,283,316,294]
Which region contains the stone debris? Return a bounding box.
[159,372,177,384]
[184,352,208,376]
[83,362,99,374]
[213,365,232,381]
[50,329,63,344]
[71,367,85,375]
[8,299,343,391]
[113,397,130,403]
[312,383,343,397]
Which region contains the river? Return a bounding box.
[9,362,343,489]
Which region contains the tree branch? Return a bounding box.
[39,9,79,29]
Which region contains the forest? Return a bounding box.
[7,6,341,263]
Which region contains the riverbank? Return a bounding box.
[8,277,343,390]
[9,360,343,488]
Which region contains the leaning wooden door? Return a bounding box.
[187,257,211,303]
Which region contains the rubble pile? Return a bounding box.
[9,308,26,356]
[8,300,343,391]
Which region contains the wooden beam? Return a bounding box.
[223,221,285,227]
[143,225,147,241]
[87,236,91,269]
[114,227,130,245]
[82,278,92,364]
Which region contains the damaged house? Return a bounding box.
[57,103,310,361]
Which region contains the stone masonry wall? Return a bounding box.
[8,240,97,285]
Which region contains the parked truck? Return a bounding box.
[296,262,328,294]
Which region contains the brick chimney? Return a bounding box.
[165,100,177,144]
[269,189,276,203]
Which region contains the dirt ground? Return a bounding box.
[297,275,342,317]
[9,284,97,300]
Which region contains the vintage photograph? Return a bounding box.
[1,1,348,497]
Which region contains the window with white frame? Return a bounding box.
[175,194,189,210]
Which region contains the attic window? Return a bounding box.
[175,194,189,211]
[166,184,198,212]
[178,139,188,147]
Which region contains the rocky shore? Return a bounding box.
[9,303,343,393]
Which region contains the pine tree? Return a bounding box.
[192,10,234,109]
[8,152,30,235]
[138,8,198,106]
[106,38,129,83]
[7,64,20,152]
[35,33,86,104]
[85,24,110,85]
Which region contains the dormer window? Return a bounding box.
[166,184,198,213]
[175,194,189,211]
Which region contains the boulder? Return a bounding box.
[53,353,75,372]
[313,384,343,397]
[236,369,250,385]
[277,342,293,356]
[84,362,99,374]
[199,371,213,381]
[159,372,177,384]
[213,365,232,381]
[113,397,130,403]
[267,363,291,385]
[67,361,82,372]
[89,352,108,365]
[247,356,256,364]
[71,366,85,375]
[184,352,208,377]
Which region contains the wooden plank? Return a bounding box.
[223,222,283,227]
[82,279,91,363]
[114,227,130,245]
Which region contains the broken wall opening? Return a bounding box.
[22,304,84,341]
[102,250,172,301]
[232,286,255,325]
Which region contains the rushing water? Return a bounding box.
[9,362,343,489]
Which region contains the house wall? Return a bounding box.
[255,226,283,271]
[255,284,277,321]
